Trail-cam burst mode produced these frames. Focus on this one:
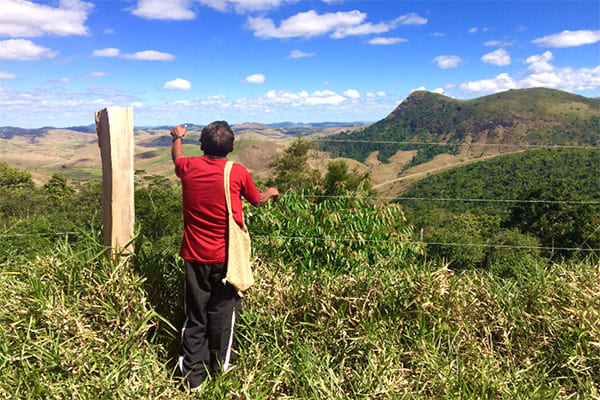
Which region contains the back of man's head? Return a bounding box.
[200,121,234,157]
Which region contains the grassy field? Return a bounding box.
[1,232,598,399]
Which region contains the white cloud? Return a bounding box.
[532,30,600,48]
[0,39,58,61]
[92,48,121,57]
[525,50,554,64]
[303,90,346,105]
[123,50,176,61]
[104,28,115,34]
[525,51,554,74]
[460,55,600,95]
[469,27,489,34]
[244,73,266,84]
[0,71,17,80]
[460,73,517,94]
[481,48,511,66]
[247,10,425,39]
[395,12,427,25]
[343,89,360,99]
[85,71,107,78]
[289,50,315,58]
[0,0,93,37]
[484,40,514,47]
[164,78,191,90]
[369,37,407,45]
[199,0,293,13]
[434,55,463,69]
[132,0,195,20]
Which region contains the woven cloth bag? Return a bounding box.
[223,161,254,295]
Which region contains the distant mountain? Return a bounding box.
[321,88,600,164]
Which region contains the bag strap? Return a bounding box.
[223,161,234,215]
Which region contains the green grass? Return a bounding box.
[1,232,598,399]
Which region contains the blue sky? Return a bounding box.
[0,0,599,128]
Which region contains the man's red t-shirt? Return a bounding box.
[175,156,260,264]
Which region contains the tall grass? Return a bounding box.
[1,229,598,398]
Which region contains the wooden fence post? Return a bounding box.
[95,107,134,258]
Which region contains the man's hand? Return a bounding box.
[171,125,187,138]
[254,187,279,207]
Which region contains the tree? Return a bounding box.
[44,173,74,202]
[322,160,374,197]
[268,136,319,193]
[507,178,599,258]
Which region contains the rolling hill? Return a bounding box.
[1,88,597,199]
[321,88,599,165]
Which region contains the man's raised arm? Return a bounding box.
[170,125,187,163]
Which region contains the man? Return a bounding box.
[170,121,279,390]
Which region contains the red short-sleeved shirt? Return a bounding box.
[175,156,260,263]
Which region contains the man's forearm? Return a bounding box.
[171,138,183,163]
[170,125,187,163]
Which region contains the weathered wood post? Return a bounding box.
[95,107,134,258]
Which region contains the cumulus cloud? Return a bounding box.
[247,10,426,39]
[434,55,463,69]
[396,12,427,25]
[85,71,107,78]
[0,71,17,80]
[132,0,195,20]
[199,0,292,13]
[460,52,600,94]
[343,89,360,99]
[93,48,175,61]
[460,73,517,94]
[132,0,297,17]
[532,30,600,48]
[164,78,191,90]
[525,51,554,74]
[481,48,511,66]
[485,40,514,47]
[0,0,93,37]
[0,39,58,61]
[244,73,266,84]
[289,50,315,58]
[369,37,407,45]
[92,48,121,57]
[123,50,176,61]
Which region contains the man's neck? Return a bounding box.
[204,154,227,159]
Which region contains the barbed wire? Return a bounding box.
[313,138,600,149]
[298,194,600,205]
[253,235,599,252]
[2,183,598,206]
[1,231,81,238]
[2,230,597,253]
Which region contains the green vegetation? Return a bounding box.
[1,144,598,399]
[401,148,600,262]
[321,88,600,164]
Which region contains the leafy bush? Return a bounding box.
[248,190,424,274]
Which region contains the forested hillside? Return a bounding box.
[402,147,600,215]
[322,88,600,165]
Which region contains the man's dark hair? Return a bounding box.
[200,121,234,157]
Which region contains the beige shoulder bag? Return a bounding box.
[223,161,254,295]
